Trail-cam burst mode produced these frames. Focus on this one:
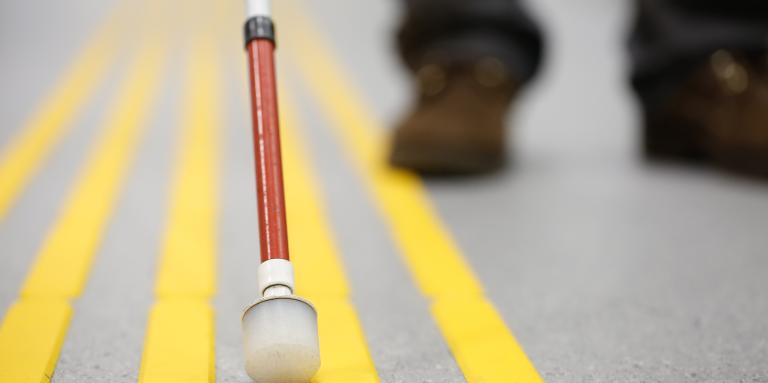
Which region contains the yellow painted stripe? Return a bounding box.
[138,301,215,383]
[0,301,72,383]
[311,298,379,383]
[433,298,543,382]
[139,45,219,383]
[0,44,167,383]
[19,45,167,299]
[278,3,543,381]
[154,46,219,300]
[0,31,115,220]
[281,94,350,299]
[281,92,379,381]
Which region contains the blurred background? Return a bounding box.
[0,0,767,382]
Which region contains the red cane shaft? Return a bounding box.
[247,39,290,263]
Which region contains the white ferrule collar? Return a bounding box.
[246,0,271,18]
[258,259,295,296]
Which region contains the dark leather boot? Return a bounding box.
[645,50,768,178]
[389,58,518,174]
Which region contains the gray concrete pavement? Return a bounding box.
[0,0,116,147]
[1,0,767,382]
[0,59,126,320]
[53,54,182,383]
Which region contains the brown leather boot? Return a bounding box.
[706,51,768,177]
[645,50,768,178]
[389,58,518,174]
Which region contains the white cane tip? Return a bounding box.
[242,296,320,383]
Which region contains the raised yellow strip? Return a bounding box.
[281,95,349,299]
[279,3,543,381]
[281,93,379,382]
[433,298,543,382]
[20,46,167,299]
[139,45,219,383]
[138,301,214,383]
[311,298,379,383]
[154,47,219,300]
[0,301,72,383]
[0,45,167,383]
[0,33,114,220]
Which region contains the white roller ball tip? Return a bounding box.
[242,296,320,383]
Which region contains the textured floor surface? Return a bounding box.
[1,0,767,382]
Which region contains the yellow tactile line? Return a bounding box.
[279,3,543,382]
[138,44,219,383]
[281,90,380,382]
[0,44,167,383]
[0,28,116,220]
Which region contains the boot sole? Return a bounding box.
[389,144,505,175]
[643,115,709,163]
[713,148,768,178]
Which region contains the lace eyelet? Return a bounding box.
[710,50,749,95]
[417,64,447,96]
